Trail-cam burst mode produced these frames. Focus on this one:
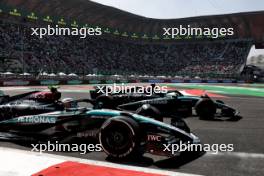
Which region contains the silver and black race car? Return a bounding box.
[0,98,200,160]
[90,85,239,120]
[0,87,64,119]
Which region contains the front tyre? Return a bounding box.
[99,116,141,160]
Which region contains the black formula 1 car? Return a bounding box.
[0,98,200,160]
[0,87,64,119]
[90,85,239,120]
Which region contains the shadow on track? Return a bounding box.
[199,115,243,122]
[106,155,154,167]
[154,151,205,169]
[106,151,206,169]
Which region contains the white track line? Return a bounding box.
[0,147,201,176]
[225,152,264,158]
[207,151,264,159]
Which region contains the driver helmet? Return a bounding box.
[61,98,78,109]
[48,85,61,100]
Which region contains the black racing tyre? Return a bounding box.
[136,104,162,121]
[99,116,142,159]
[95,95,114,109]
[195,99,216,120]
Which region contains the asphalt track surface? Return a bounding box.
[0,85,264,176]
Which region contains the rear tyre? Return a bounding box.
[195,99,216,120]
[99,116,142,160]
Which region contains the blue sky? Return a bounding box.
[91,0,264,19]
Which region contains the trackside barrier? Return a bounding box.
[89,80,101,84]
[171,80,184,83]
[67,80,83,85]
[3,80,29,86]
[222,80,233,83]
[148,79,165,83]
[0,79,250,86]
[189,80,202,83]
[40,80,60,85]
[207,80,218,83]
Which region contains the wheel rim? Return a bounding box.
[100,120,135,157]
